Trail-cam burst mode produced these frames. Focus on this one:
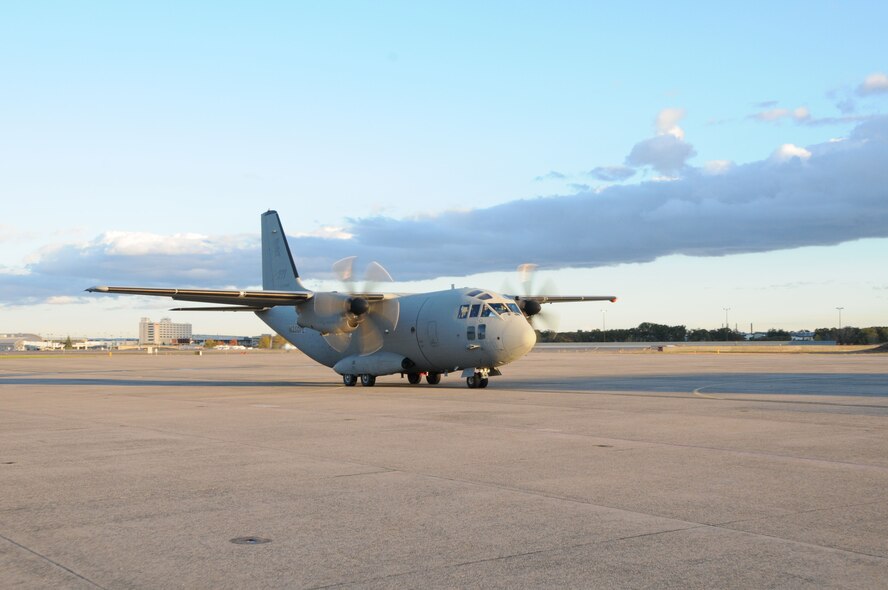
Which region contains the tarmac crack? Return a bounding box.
[0,532,110,589]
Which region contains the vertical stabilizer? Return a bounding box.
[261,210,305,291]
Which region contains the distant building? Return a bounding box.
[139,317,192,345]
[791,330,815,341]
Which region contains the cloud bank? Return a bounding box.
[6,116,888,304]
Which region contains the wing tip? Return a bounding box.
[86,286,108,293]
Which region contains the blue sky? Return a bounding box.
[1,2,886,337]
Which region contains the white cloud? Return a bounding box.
[858,72,888,96]
[770,143,812,162]
[655,107,686,139]
[45,296,89,305]
[292,226,354,240]
[99,231,219,256]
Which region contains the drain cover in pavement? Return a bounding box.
[230,536,271,545]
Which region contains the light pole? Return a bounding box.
[723,307,731,331]
[836,307,844,331]
[601,310,607,342]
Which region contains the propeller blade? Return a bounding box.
[313,292,348,317]
[332,256,358,282]
[323,332,352,353]
[355,316,385,355]
[364,261,394,283]
[370,297,400,332]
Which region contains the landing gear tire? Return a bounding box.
[360,374,376,387]
[466,374,489,389]
[343,374,357,387]
[426,372,441,385]
[407,373,421,385]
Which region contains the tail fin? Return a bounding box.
[261,210,306,291]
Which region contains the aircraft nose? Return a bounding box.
[504,316,537,357]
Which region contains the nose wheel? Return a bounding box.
[466,373,489,389]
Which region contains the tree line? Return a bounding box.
[536,322,888,345]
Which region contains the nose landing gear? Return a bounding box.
[466,372,489,389]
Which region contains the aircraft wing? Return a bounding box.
[85,286,313,308]
[518,295,617,304]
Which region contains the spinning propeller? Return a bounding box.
[507,263,560,332]
[311,257,400,355]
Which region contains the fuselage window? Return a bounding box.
[467,326,476,340]
[469,304,481,317]
[478,324,486,339]
[457,304,470,319]
[507,302,521,314]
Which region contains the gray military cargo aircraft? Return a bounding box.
[88,211,616,388]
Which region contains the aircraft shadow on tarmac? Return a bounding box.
[0,377,330,388]
[506,373,888,398]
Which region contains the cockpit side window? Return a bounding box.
[507,302,521,314]
[457,304,470,319]
[469,304,481,318]
[481,305,492,317]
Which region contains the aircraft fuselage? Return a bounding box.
[257,287,537,377]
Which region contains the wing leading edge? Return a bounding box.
[521,295,617,304]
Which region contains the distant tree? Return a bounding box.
[204,339,218,348]
[764,329,791,341]
[271,335,288,349]
[687,328,712,341]
[64,336,73,350]
[258,335,272,349]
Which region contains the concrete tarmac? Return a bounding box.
[1,350,887,589]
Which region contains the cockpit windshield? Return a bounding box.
[489,302,509,315]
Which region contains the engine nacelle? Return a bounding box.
[295,300,359,335]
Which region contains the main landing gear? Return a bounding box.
[405,372,442,385]
[343,374,376,387]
